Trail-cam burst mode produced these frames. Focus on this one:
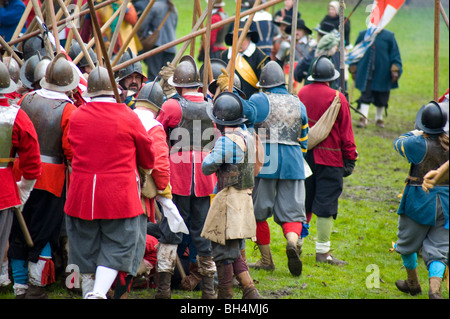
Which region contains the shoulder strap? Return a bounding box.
[307,90,341,150]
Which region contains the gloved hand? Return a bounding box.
[349,64,357,81]
[275,41,290,61]
[343,158,356,177]
[157,183,173,200]
[16,177,36,206]
[411,129,423,136]
[159,61,176,81]
[216,68,230,93]
[390,64,400,83]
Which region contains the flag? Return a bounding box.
[346,0,405,65]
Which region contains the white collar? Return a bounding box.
[298,35,309,45]
[90,96,117,103]
[227,41,256,59]
[35,88,73,103]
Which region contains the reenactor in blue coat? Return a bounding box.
[349,29,402,128]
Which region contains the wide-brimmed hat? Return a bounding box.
[314,21,336,35]
[286,18,312,35]
[225,20,259,46]
[274,14,293,27]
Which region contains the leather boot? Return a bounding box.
[201,276,217,299]
[248,245,275,271]
[395,268,422,296]
[155,272,172,299]
[216,262,233,299]
[235,271,261,299]
[24,283,47,299]
[286,232,302,276]
[428,277,443,299]
[180,262,202,291]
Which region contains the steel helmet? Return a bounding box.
[40,53,80,92]
[415,101,447,135]
[0,61,18,95]
[207,91,247,126]
[168,55,202,88]
[114,48,147,82]
[33,56,52,85]
[68,40,98,68]
[83,66,120,98]
[307,55,340,82]
[257,61,285,88]
[20,53,44,89]
[135,81,164,114]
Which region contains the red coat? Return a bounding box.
[134,108,170,221]
[0,99,41,210]
[298,82,358,167]
[156,94,216,197]
[65,100,155,220]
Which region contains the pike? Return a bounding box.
[113,0,284,73]
[202,0,214,97]
[227,0,242,92]
[288,0,298,93]
[7,0,120,47]
[111,0,157,67]
[87,0,121,102]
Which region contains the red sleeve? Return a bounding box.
[338,93,358,161]
[149,125,170,191]
[156,99,182,133]
[61,103,77,163]
[209,13,222,47]
[134,117,155,171]
[11,109,42,180]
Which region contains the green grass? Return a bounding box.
[1,0,448,301]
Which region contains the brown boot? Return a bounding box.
[357,116,367,128]
[24,283,48,299]
[248,245,275,271]
[428,277,443,299]
[216,262,233,299]
[395,268,422,296]
[180,262,202,291]
[235,271,261,299]
[201,276,217,299]
[155,272,172,299]
[316,252,348,266]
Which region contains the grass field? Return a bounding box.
[0,0,448,301]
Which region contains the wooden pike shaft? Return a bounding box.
[13,207,34,248]
[113,0,283,73]
[111,0,157,66]
[87,0,121,102]
[227,0,241,92]
[7,0,120,46]
[202,0,214,96]
[288,0,298,93]
[72,3,123,65]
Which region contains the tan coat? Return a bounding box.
[201,186,256,245]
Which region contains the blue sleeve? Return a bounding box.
[201,136,245,175]
[393,132,426,164]
[238,92,270,127]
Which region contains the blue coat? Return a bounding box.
[394,132,449,228]
[237,86,309,180]
[351,29,402,93]
[0,0,26,42]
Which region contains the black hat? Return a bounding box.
[314,21,336,35]
[286,19,312,35]
[207,91,247,126]
[225,21,259,46]
[274,14,293,27]
[307,55,340,83]
[415,101,447,135]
